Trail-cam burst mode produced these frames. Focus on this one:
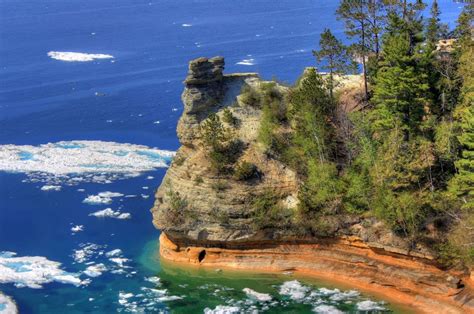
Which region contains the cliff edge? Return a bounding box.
[152,57,474,313]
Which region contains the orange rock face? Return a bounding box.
[160,233,474,314]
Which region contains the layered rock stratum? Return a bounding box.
[152,57,474,313]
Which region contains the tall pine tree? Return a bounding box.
[313,29,356,102]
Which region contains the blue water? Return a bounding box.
[0,0,465,313]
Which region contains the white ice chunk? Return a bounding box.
[243,288,272,302]
[0,251,86,289]
[48,51,114,62]
[40,185,61,191]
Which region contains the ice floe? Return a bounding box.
[279,280,311,300]
[83,263,107,277]
[312,304,344,314]
[89,208,131,219]
[0,293,17,314]
[204,305,241,314]
[181,23,192,27]
[72,244,132,279]
[356,300,386,311]
[47,51,114,62]
[40,185,61,191]
[83,191,123,205]
[0,141,175,185]
[105,249,122,258]
[243,288,272,302]
[0,251,86,289]
[117,283,183,312]
[236,58,255,66]
[71,225,84,233]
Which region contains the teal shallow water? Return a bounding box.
[139,241,415,314]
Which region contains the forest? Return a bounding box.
[199,1,473,267]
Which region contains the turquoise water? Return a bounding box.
[0,0,465,313]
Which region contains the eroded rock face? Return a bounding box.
[178,56,248,146]
[152,57,474,313]
[153,56,295,243]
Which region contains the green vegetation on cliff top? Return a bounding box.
[195,1,473,267]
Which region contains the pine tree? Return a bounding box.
[336,0,371,100]
[449,10,474,209]
[426,0,444,46]
[313,29,356,102]
[373,32,429,139]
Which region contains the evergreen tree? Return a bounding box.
[313,28,356,102]
[373,32,429,139]
[336,0,371,100]
[426,0,447,46]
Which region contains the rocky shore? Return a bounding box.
[152,57,474,314]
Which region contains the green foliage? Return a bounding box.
[426,0,447,46]
[240,84,262,107]
[201,113,243,174]
[285,69,334,173]
[222,108,238,126]
[194,176,204,185]
[233,161,258,181]
[373,33,429,137]
[164,188,188,224]
[299,161,343,214]
[251,190,294,230]
[201,113,230,148]
[313,28,357,100]
[257,82,288,153]
[211,180,230,192]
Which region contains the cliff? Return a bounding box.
[151,57,474,313]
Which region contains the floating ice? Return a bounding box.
[204,305,241,314]
[0,293,17,314]
[279,280,310,300]
[83,191,123,205]
[181,23,192,27]
[71,225,84,233]
[243,288,272,302]
[89,208,131,219]
[236,58,255,66]
[356,300,385,311]
[0,141,174,185]
[83,263,107,277]
[144,276,160,285]
[105,249,122,258]
[312,304,343,314]
[73,243,105,264]
[83,195,112,205]
[109,257,129,268]
[47,51,114,62]
[0,251,86,289]
[40,185,61,191]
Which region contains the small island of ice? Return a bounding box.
[47,51,114,62]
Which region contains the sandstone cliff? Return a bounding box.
[151,57,474,313]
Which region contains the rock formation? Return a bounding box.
[152,57,474,314]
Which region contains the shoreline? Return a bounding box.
[159,233,474,314]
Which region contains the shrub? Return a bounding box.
[173,155,186,166]
[240,84,261,107]
[200,113,243,174]
[251,190,293,230]
[194,176,204,185]
[163,188,188,224]
[211,180,229,192]
[222,108,238,126]
[233,161,258,181]
[209,207,229,224]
